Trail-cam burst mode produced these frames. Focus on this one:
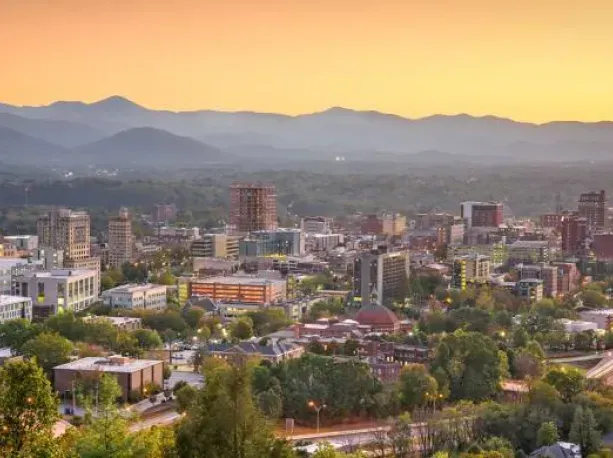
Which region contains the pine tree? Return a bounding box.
[569,406,601,456]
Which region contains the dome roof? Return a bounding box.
[355,304,399,326]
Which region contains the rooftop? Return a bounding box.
[509,240,549,248]
[83,316,141,325]
[18,269,95,279]
[101,283,167,294]
[193,275,286,286]
[54,356,162,373]
[0,258,35,269]
[0,295,31,306]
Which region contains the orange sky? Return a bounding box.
[2,0,612,122]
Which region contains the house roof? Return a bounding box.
[186,296,219,313]
[355,303,400,327]
[206,341,300,357]
[529,442,580,458]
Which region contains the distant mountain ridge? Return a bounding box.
[1,95,613,166]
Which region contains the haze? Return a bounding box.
[2,0,613,122]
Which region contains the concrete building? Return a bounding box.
[579,309,613,330]
[13,269,98,318]
[461,202,503,228]
[578,190,606,230]
[206,342,304,364]
[508,240,551,263]
[4,235,38,252]
[301,216,332,234]
[0,258,43,295]
[191,234,240,259]
[353,247,410,306]
[561,215,588,255]
[448,243,508,265]
[229,182,277,234]
[306,233,344,253]
[516,263,558,297]
[53,356,164,402]
[381,213,407,237]
[451,255,491,289]
[32,247,64,270]
[101,284,167,311]
[37,209,91,261]
[82,316,142,331]
[516,279,544,303]
[240,228,305,257]
[63,257,100,296]
[0,295,32,323]
[361,215,383,236]
[190,275,287,305]
[154,203,177,223]
[108,208,133,268]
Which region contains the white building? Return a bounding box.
[32,247,64,270]
[0,295,33,323]
[301,216,332,234]
[306,233,344,253]
[557,319,599,333]
[4,235,39,252]
[0,258,43,295]
[101,283,167,311]
[12,269,98,318]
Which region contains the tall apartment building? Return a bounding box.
[561,215,588,255]
[461,202,503,228]
[301,216,332,234]
[191,234,240,259]
[451,255,491,290]
[578,190,606,230]
[229,182,277,234]
[381,213,407,237]
[108,208,133,268]
[37,209,91,260]
[353,248,410,306]
[154,203,177,223]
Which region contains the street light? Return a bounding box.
[307,400,326,433]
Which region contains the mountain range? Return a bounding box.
[1,95,613,168]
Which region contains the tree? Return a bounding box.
[431,331,503,401]
[536,421,558,447]
[582,290,607,309]
[229,318,254,341]
[131,426,177,458]
[569,406,601,456]
[0,360,60,457]
[543,366,586,402]
[175,358,289,458]
[398,364,439,411]
[0,319,42,353]
[157,271,176,286]
[513,341,545,379]
[183,308,205,330]
[22,332,73,375]
[256,389,283,419]
[45,311,86,342]
[246,308,290,336]
[142,311,187,334]
[132,329,163,350]
[176,384,198,413]
[101,275,116,291]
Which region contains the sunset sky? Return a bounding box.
[2,0,612,122]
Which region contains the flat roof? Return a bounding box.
[0,347,13,358]
[54,356,162,373]
[19,269,95,279]
[0,295,31,306]
[83,316,141,324]
[193,276,286,286]
[102,283,167,294]
[0,258,34,268]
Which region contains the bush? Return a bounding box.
[173,380,188,393]
[129,390,143,403]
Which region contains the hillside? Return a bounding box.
[0,127,70,165]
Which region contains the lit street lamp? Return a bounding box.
[307,400,326,433]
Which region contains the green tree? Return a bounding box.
[131,426,177,458]
[256,389,283,419]
[183,308,205,330]
[398,364,439,410]
[100,275,116,291]
[176,384,198,413]
[0,360,60,457]
[569,406,601,456]
[582,290,607,309]
[132,329,163,350]
[22,332,73,375]
[157,271,176,286]
[246,308,290,336]
[543,366,586,402]
[0,319,42,353]
[142,311,187,334]
[175,359,288,458]
[536,421,559,447]
[229,318,254,340]
[431,331,503,401]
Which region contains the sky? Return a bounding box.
[2,0,613,122]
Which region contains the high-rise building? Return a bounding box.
[578,190,606,230]
[353,247,410,306]
[229,183,277,234]
[460,201,503,228]
[561,215,588,255]
[381,213,407,237]
[108,208,133,268]
[37,209,91,261]
[154,204,177,223]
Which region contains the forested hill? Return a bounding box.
[0,164,612,226]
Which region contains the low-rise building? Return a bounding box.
[0,295,32,323]
[579,309,613,330]
[451,255,491,289]
[306,234,344,253]
[508,240,551,263]
[4,235,38,252]
[191,234,240,259]
[516,278,544,303]
[53,356,164,402]
[516,263,559,297]
[101,284,167,311]
[12,269,98,318]
[0,258,43,295]
[83,315,142,331]
[557,319,598,333]
[190,275,287,305]
[205,341,304,363]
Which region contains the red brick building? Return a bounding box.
[561,215,588,255]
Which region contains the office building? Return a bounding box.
[516,279,544,303]
[63,257,101,296]
[240,229,305,257]
[561,215,588,255]
[0,258,43,295]
[361,215,383,236]
[381,213,407,237]
[451,255,491,289]
[191,234,240,259]
[0,295,33,323]
[13,269,98,318]
[229,182,277,234]
[3,235,38,252]
[516,263,558,297]
[101,284,167,311]
[448,243,508,265]
[37,209,91,261]
[154,203,177,223]
[461,201,503,228]
[578,190,606,229]
[301,216,332,234]
[552,262,581,294]
[353,248,410,306]
[32,247,64,270]
[108,208,133,268]
[190,276,287,305]
[54,356,164,402]
[508,240,551,263]
[306,233,344,253]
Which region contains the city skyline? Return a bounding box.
[3,0,613,123]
